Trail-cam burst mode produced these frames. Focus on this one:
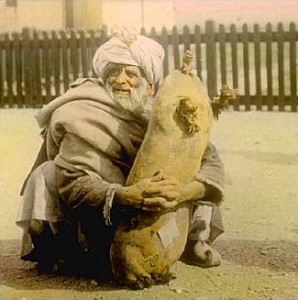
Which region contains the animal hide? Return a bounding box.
[110,55,214,289]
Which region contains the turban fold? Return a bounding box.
[92,29,165,86]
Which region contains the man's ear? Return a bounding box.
[146,81,153,96]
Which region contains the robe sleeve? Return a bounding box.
[56,166,111,210]
[196,142,225,204]
[54,131,123,210]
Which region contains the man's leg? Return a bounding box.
[22,220,63,273]
[181,204,221,268]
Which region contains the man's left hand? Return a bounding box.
[142,171,206,211]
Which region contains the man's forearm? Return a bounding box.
[175,180,206,205]
[56,166,109,209]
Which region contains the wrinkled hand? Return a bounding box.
[116,171,205,212]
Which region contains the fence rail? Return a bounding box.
[0,21,297,111]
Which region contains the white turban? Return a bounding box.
[92,29,165,86]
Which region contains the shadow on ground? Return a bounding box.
[215,238,298,273]
[1,238,298,292]
[0,239,118,291]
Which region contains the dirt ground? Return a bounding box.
[1,109,298,300]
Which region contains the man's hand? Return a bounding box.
[115,175,178,211]
[115,171,206,212]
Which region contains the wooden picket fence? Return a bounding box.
[0,21,297,111]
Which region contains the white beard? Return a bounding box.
[105,78,148,114]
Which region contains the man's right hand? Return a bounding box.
[115,176,179,212]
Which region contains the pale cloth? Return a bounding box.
[16,161,63,232]
[17,78,149,233]
[17,79,224,258]
[92,29,165,85]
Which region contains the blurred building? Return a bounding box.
[0,0,175,32]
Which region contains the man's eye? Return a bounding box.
[109,69,120,77]
[126,71,138,78]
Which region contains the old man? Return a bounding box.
[17,29,225,280]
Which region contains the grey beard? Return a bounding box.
[105,79,148,114]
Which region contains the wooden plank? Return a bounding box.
[265,23,273,111]
[42,31,52,104]
[172,26,180,70]
[33,31,42,107]
[277,23,285,111]
[243,24,251,111]
[150,27,158,43]
[22,28,33,107]
[89,29,97,77]
[98,26,109,47]
[12,32,23,107]
[60,30,70,92]
[79,30,88,78]
[70,30,79,81]
[218,24,227,85]
[51,31,61,97]
[205,20,217,99]
[194,25,202,79]
[0,35,4,107]
[230,24,239,110]
[140,27,146,35]
[150,27,160,92]
[161,27,169,76]
[289,22,297,112]
[4,33,14,107]
[253,24,262,111]
[182,25,191,52]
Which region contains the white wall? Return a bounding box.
[0,0,175,33]
[102,0,174,32]
[143,0,175,30]
[72,0,102,30]
[0,0,64,33]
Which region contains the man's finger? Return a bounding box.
[140,196,178,211]
[161,201,177,209]
[143,197,167,206]
[144,187,169,196]
[144,188,180,200]
[151,172,179,183]
[145,180,178,192]
[160,191,180,199]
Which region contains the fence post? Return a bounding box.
[33,30,42,107]
[194,25,202,79]
[161,26,169,77]
[42,31,52,104]
[51,31,61,98]
[0,35,3,107]
[230,23,239,110]
[289,22,297,112]
[253,24,262,111]
[172,26,180,70]
[12,32,23,107]
[182,25,190,52]
[22,28,33,107]
[4,33,13,107]
[277,23,285,111]
[218,24,227,86]
[265,23,273,111]
[243,24,251,111]
[205,20,217,99]
[60,30,70,92]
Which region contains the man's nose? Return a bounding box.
[114,69,127,84]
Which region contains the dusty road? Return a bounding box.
[1,109,298,300]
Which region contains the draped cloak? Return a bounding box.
[16,78,225,258]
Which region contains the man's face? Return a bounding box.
[104,64,152,114]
